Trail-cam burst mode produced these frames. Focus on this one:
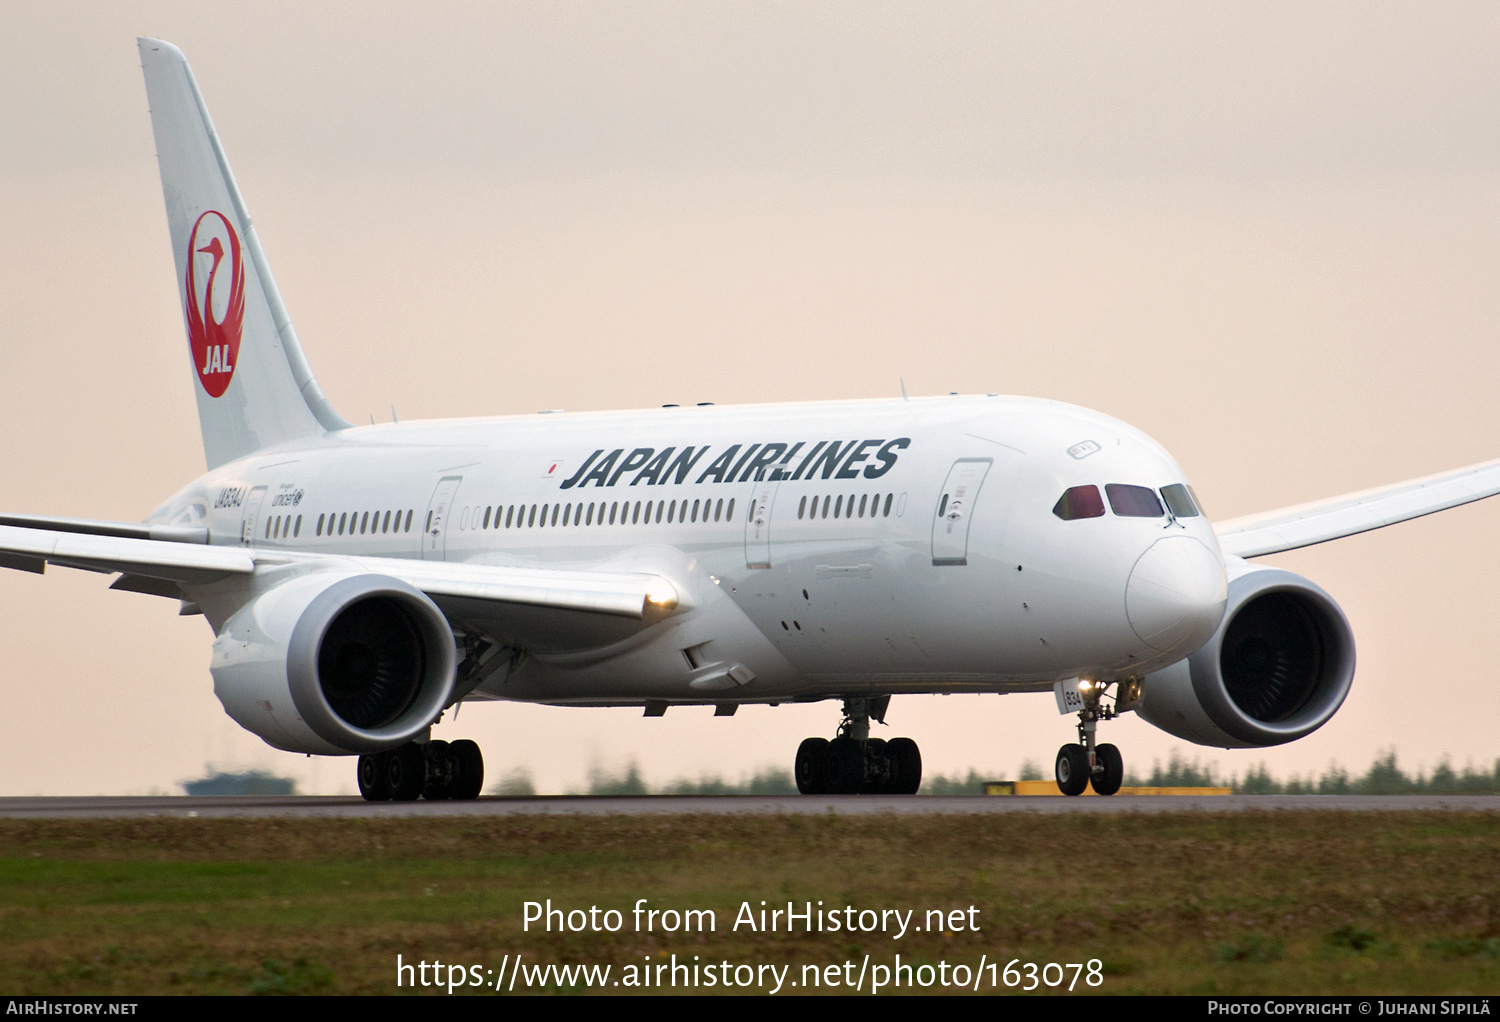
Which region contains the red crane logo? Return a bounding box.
[184,210,245,398]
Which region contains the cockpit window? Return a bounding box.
[1053,485,1106,520]
[1105,483,1164,518]
[1160,483,1200,518]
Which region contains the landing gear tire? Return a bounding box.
[357,752,390,801]
[886,737,922,795]
[387,743,425,801]
[824,736,863,794]
[1056,743,1089,796]
[1091,742,1123,796]
[863,738,888,794]
[794,735,922,795]
[448,739,485,800]
[422,740,452,800]
[795,738,829,795]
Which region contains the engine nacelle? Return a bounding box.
[1137,565,1355,749]
[211,572,457,755]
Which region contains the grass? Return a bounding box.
[1,810,1498,994]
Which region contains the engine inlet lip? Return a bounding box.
[1187,569,1356,747]
[286,574,456,753]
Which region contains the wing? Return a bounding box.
[1215,456,1500,559]
[0,521,250,584]
[0,516,676,620]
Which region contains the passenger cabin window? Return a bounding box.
[1161,483,1201,518]
[1053,485,1106,520]
[1106,484,1165,518]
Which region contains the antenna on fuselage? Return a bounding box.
[900,378,909,401]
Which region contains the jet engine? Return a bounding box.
[210,572,457,755]
[1136,565,1355,749]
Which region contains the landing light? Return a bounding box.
[645,580,679,610]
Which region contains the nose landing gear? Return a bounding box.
[1054,678,1135,796]
[795,697,922,795]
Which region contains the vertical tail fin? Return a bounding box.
[138,38,349,470]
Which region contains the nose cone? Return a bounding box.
[1126,536,1227,653]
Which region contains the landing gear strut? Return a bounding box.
[358,739,484,802]
[795,697,921,795]
[1054,678,1132,796]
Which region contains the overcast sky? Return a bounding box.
[6,3,1500,179]
[2,3,1499,794]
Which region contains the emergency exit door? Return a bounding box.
[931,459,991,566]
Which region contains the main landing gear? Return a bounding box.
[357,739,484,802]
[1054,678,1130,796]
[794,697,922,795]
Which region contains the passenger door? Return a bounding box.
[423,476,463,561]
[931,459,991,566]
[744,478,780,569]
[239,486,266,546]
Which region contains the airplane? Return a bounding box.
[6,38,1500,801]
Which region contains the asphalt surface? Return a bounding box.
[0,794,1495,819]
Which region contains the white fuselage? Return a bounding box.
[155,394,1228,706]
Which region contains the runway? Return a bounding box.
[0,793,1496,819]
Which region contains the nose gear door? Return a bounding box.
[931,458,991,566]
[422,475,463,561]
